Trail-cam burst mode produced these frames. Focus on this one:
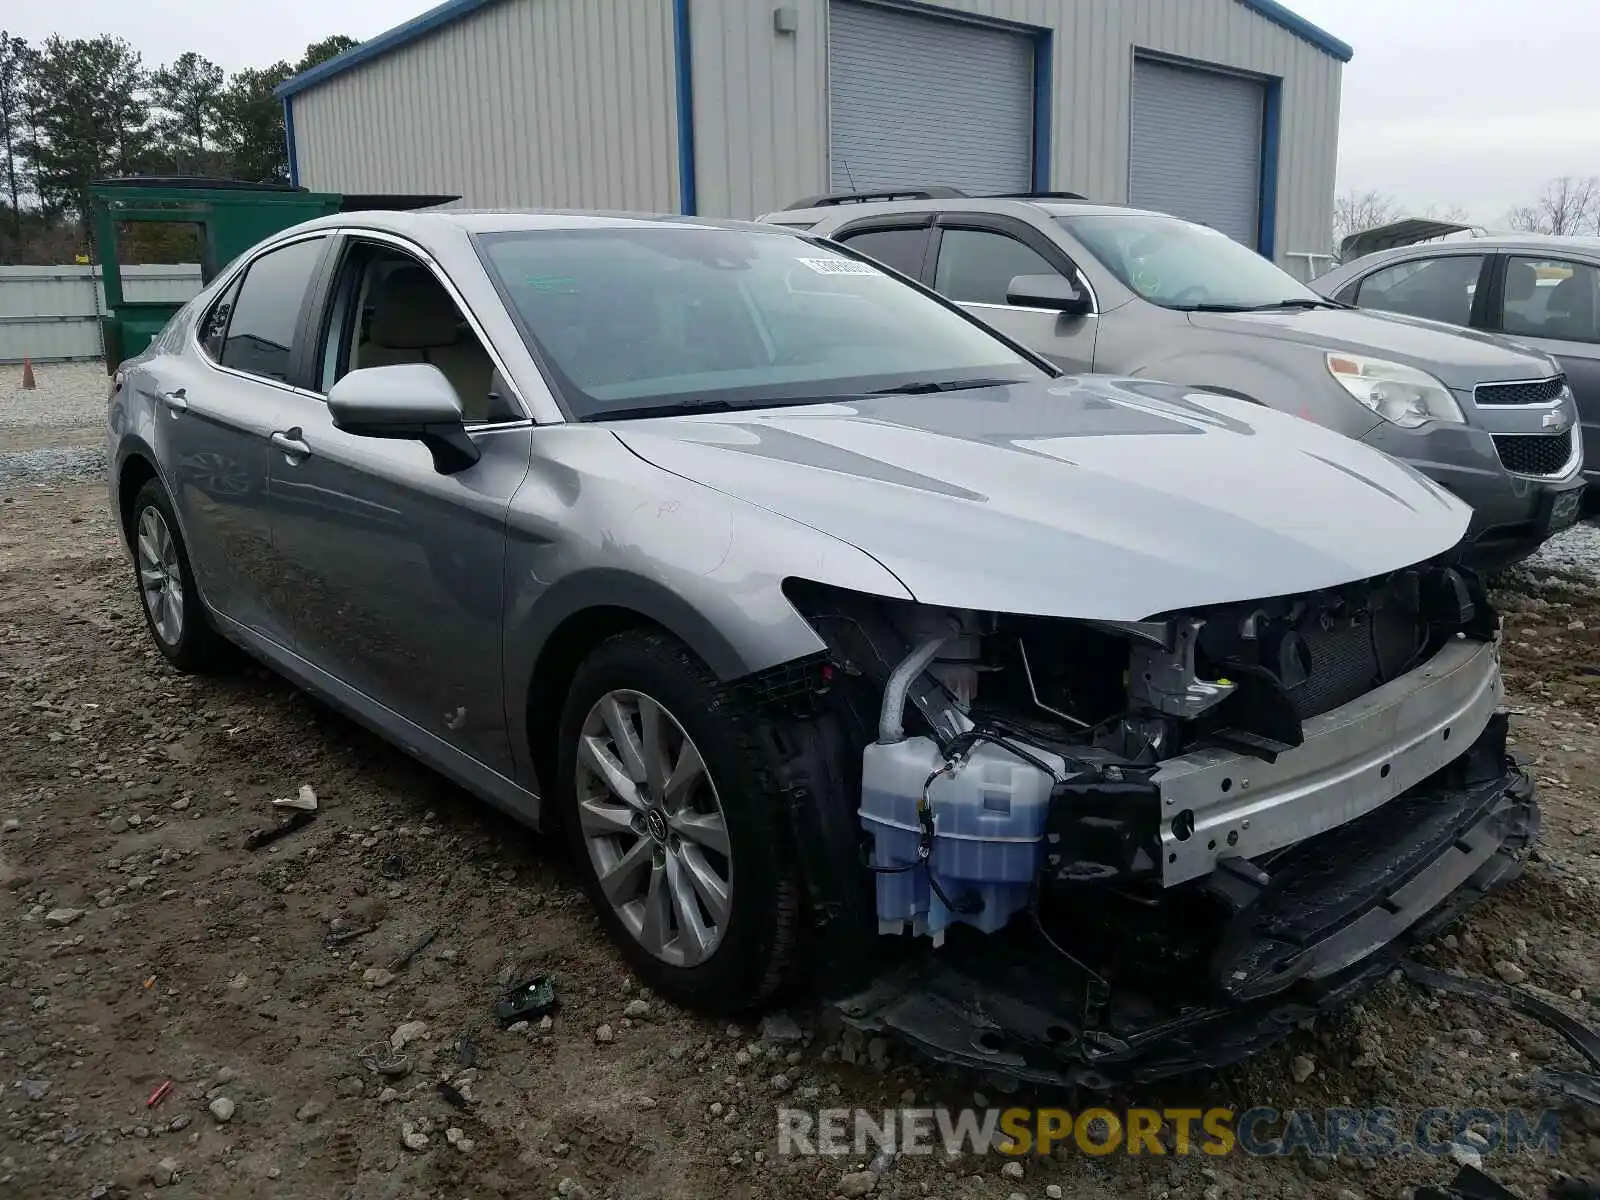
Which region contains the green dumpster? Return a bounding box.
[89,177,457,372]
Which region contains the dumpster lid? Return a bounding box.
[91,175,303,192]
[338,193,460,212]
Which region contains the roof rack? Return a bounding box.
[784,186,967,210]
[989,190,1088,201]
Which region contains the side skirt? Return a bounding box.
[214,613,545,830]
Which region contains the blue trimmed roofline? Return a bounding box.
[276,0,1350,100]
[1239,0,1353,63]
[276,0,502,98]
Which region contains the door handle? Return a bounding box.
[159,388,187,414]
[269,429,311,462]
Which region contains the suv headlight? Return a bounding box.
[1325,354,1465,428]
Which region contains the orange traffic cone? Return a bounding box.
[20,358,35,390]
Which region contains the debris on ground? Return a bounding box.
[272,783,318,812]
[387,927,437,973]
[494,974,558,1026]
[242,807,317,850]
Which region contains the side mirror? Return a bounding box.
[326,364,480,474]
[1006,273,1091,316]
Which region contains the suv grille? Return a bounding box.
[1493,429,1575,476]
[1475,376,1566,406]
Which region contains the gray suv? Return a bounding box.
[768,193,1587,569]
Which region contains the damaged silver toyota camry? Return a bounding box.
[107,212,1538,1087]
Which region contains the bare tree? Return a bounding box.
[1505,175,1600,236]
[1422,201,1472,224]
[1331,189,1399,256]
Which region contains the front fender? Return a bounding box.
[1129,349,1381,439]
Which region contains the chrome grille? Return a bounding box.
[1493,429,1576,477]
[1475,376,1566,406]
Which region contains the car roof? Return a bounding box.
[288,208,789,238]
[769,197,1143,225]
[1339,233,1600,271]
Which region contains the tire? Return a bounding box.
[556,629,802,1013]
[127,478,234,674]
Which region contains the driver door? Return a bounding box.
[928,215,1098,372]
[264,233,535,774]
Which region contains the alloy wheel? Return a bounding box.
[575,689,733,968]
[136,506,185,646]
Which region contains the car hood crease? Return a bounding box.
[610,378,1472,620]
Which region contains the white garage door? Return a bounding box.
[1130,58,1265,248]
[828,1,1034,196]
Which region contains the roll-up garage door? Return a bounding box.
[828,1,1034,196]
[1129,57,1265,248]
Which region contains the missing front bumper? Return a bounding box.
[835,714,1538,1089]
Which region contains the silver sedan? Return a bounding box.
[106,210,1537,1085]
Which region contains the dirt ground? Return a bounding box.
[3,425,1600,1200]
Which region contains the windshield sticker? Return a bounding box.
[796,256,878,275]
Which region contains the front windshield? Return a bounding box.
[476,226,1047,419]
[1060,213,1321,310]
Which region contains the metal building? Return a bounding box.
[277,0,1350,272]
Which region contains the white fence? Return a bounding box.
[0,264,204,364]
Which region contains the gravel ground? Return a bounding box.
[2,419,1599,1200]
[0,361,110,430]
[1530,522,1600,583]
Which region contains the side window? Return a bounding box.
[1499,257,1600,343]
[834,227,929,278]
[197,275,242,362]
[934,228,1062,306]
[219,237,327,382]
[1354,255,1483,327]
[320,242,517,424]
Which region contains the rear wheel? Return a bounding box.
[556,630,801,1012]
[128,479,233,673]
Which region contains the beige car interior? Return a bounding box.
[354,263,499,422]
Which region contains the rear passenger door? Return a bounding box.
[158,233,331,646]
[927,215,1097,371]
[263,232,535,775]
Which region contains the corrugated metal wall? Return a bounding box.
[287,0,1341,270]
[291,0,682,211]
[0,265,202,363]
[691,0,1341,270]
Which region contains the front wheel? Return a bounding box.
[556,630,802,1013]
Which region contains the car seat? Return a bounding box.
[359,266,497,421]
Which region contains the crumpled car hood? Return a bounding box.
[612,376,1472,620]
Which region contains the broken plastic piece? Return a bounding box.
[145,1080,173,1109]
[1532,1066,1600,1110]
[495,975,558,1026]
[356,1041,412,1079]
[1401,960,1600,1072]
[1414,1163,1519,1200]
[272,785,318,812]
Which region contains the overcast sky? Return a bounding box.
[11,0,1600,226]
